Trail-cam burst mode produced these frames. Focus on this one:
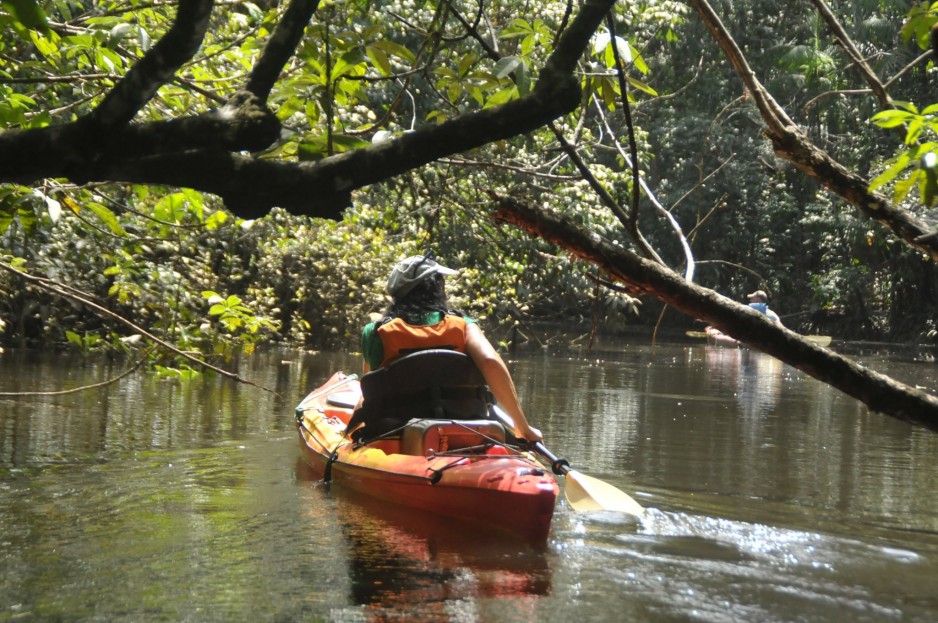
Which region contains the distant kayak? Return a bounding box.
[686,329,832,348]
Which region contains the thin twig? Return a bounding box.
[0,262,281,397]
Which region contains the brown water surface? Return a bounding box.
[1,342,936,622]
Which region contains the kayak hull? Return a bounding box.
[295,372,560,541]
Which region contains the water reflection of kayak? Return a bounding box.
[704,326,741,346]
[294,369,560,542]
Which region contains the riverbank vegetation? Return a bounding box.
[2,0,938,425]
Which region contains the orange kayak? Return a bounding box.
[294,371,560,541]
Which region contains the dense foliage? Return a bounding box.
[1,0,936,375]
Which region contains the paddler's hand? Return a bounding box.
[514,424,543,443]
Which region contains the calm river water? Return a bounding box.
[1,340,937,622]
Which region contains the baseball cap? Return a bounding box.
[387,253,457,300]
[747,290,768,302]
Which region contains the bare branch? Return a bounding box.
[89,0,215,127]
[245,0,322,100]
[0,349,151,396]
[492,194,938,431]
[808,0,891,107]
[687,0,938,262]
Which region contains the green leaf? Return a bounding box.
[87,202,126,236]
[630,43,649,75]
[153,192,187,224]
[458,53,477,78]
[107,23,133,48]
[906,118,924,145]
[515,61,530,96]
[205,210,229,231]
[484,85,519,108]
[922,168,938,207]
[627,76,658,97]
[366,45,392,76]
[500,19,534,39]
[869,109,915,129]
[297,134,370,161]
[894,169,922,204]
[29,30,58,57]
[65,330,83,348]
[869,152,912,192]
[369,39,415,63]
[892,101,920,114]
[0,209,13,235]
[3,0,50,35]
[493,56,522,79]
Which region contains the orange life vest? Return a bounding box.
[376,315,468,368]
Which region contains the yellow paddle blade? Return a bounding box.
[563,469,644,516]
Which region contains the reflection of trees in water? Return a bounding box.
[295,460,551,622]
[702,346,783,417]
[513,356,644,474]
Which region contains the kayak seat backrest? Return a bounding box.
[401,419,505,456]
[349,349,494,443]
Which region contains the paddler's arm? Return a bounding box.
[464,323,543,443]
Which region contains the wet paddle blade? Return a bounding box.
[564,469,644,516]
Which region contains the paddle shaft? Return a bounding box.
[530,441,572,476]
[491,405,645,515]
[490,405,570,475]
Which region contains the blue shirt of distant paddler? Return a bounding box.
[747,290,782,324]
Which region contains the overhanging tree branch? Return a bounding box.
[687,0,938,262]
[0,0,616,219]
[89,0,215,127]
[492,194,938,431]
[0,262,280,396]
[808,0,891,108]
[245,0,322,100]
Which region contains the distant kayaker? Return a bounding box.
[747,290,782,325]
[356,252,543,443]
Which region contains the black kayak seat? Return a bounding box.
[347,349,497,443]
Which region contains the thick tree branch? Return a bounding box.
[245,0,321,100]
[0,0,615,218]
[687,0,938,262]
[113,76,584,218]
[0,91,281,185]
[89,0,215,127]
[808,0,891,108]
[492,195,938,431]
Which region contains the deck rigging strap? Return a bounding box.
[323,448,340,483]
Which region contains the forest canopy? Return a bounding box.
[1,0,938,427]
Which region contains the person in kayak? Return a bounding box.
[747,290,782,324]
[356,252,543,443]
